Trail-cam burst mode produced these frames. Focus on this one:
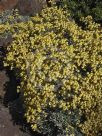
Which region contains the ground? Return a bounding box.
[0,70,31,136]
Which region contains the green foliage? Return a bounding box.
[1,6,102,136]
[61,0,102,23]
[37,109,83,136]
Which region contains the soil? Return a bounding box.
[0,104,25,136]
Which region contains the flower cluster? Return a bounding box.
[1,6,102,136]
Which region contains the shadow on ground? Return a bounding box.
[3,69,44,136]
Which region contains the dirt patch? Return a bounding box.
[0,70,9,99]
[0,104,26,136]
[0,70,28,136]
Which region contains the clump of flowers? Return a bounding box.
[0,9,30,39]
[1,6,102,136]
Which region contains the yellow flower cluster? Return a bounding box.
[1,6,102,136]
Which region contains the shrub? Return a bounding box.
[60,0,102,24]
[1,6,102,136]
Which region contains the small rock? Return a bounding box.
[0,0,18,12]
[16,0,47,15]
[0,0,47,15]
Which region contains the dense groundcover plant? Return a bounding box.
[0,9,30,39]
[0,6,102,136]
[60,0,102,24]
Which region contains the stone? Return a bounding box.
[16,0,47,15]
[0,0,47,15]
[0,0,18,12]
